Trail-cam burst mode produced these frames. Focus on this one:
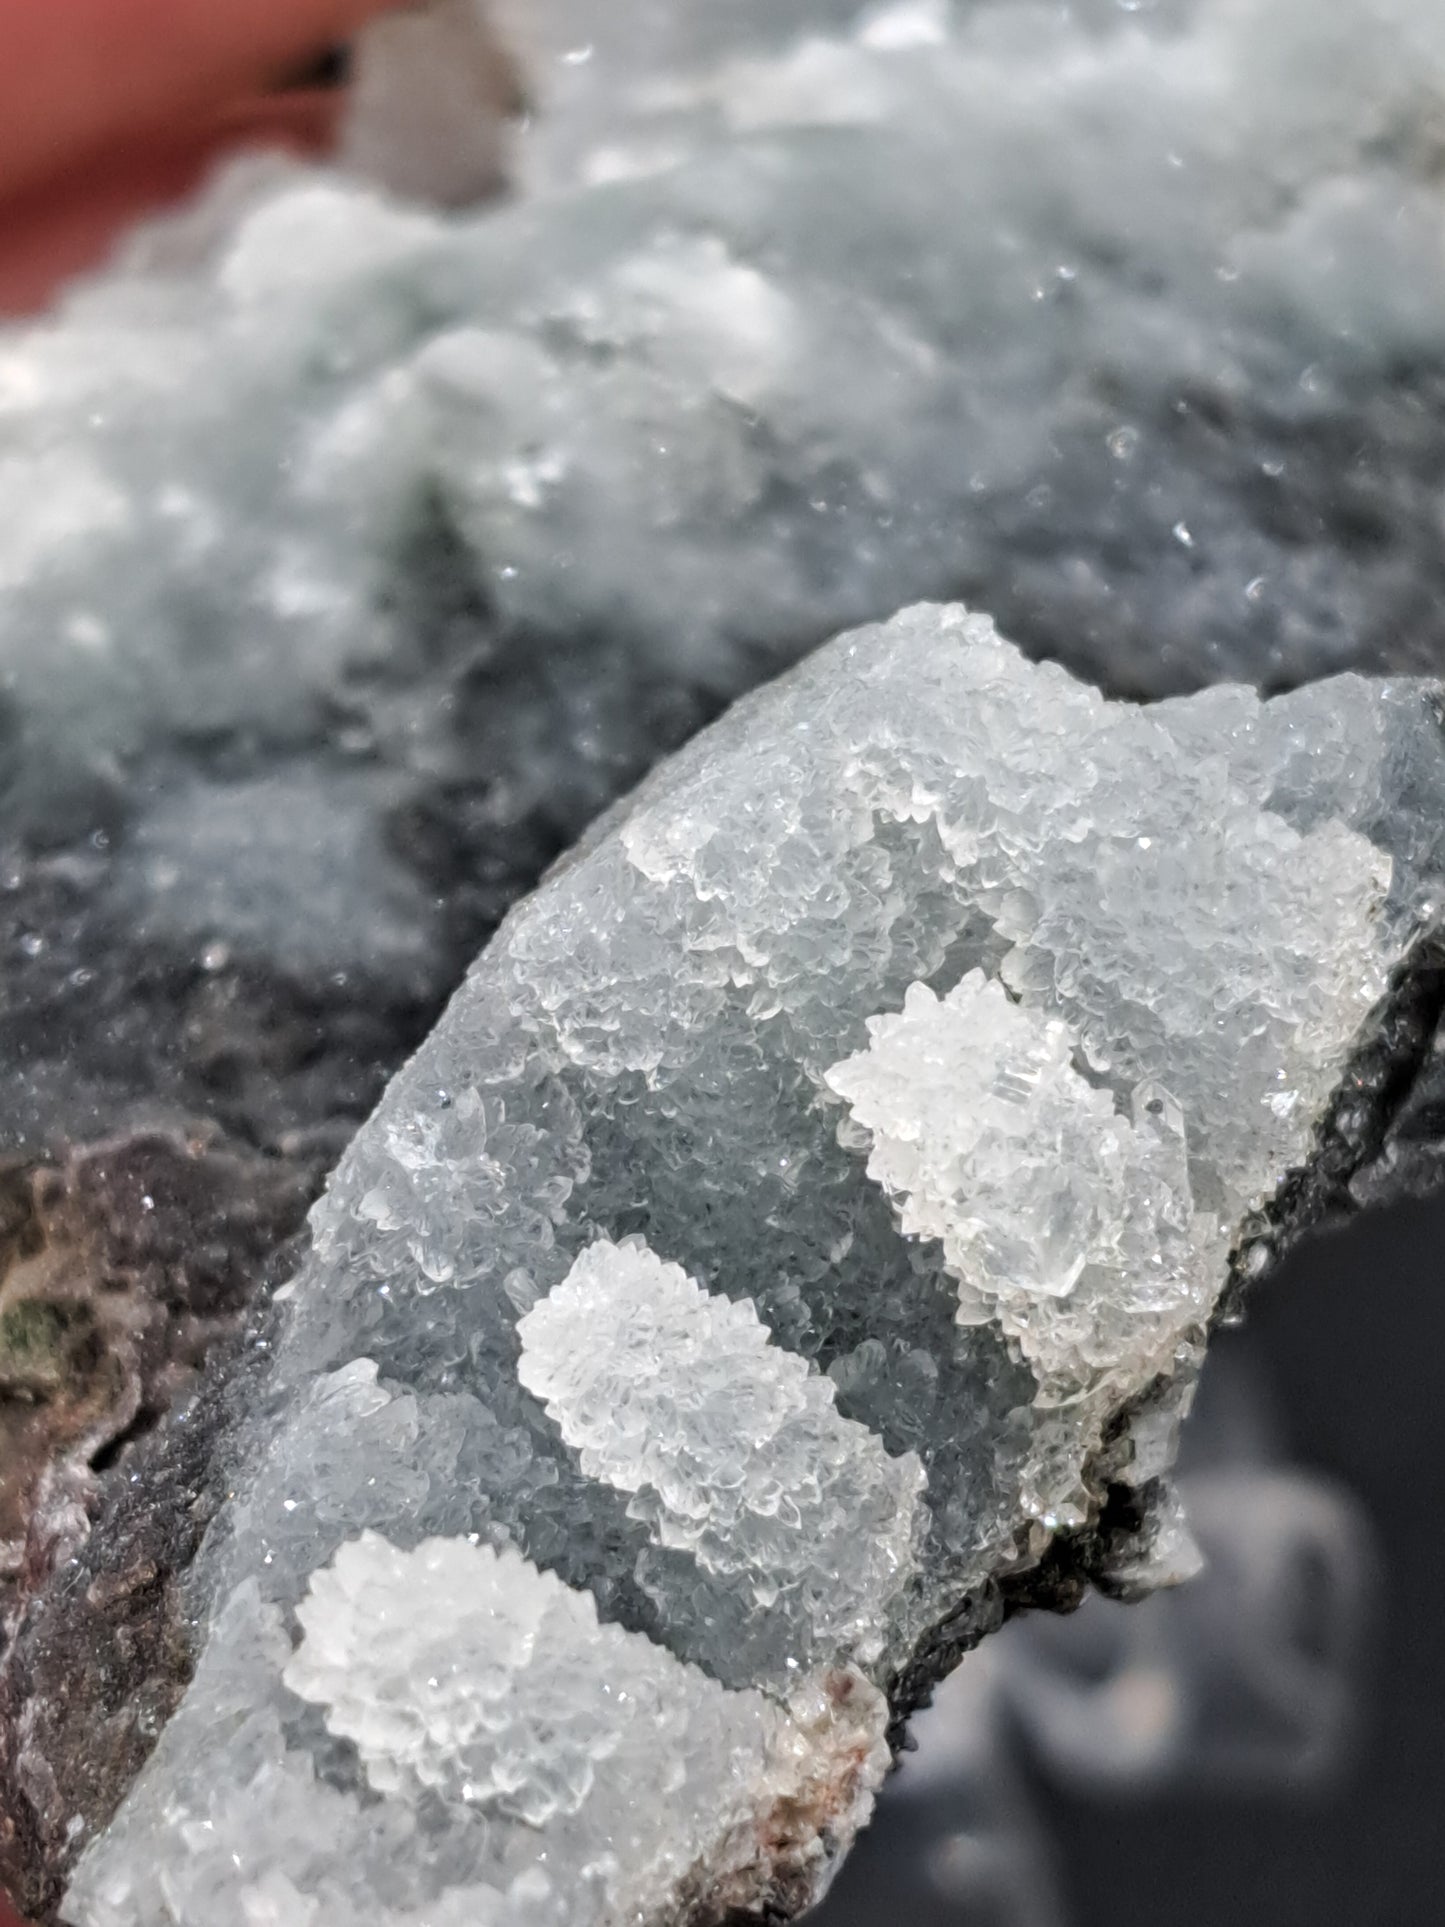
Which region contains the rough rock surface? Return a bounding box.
[6,0,1445,1915]
[58,608,1445,1927]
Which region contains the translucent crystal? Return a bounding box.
[825,973,1205,1393]
[517,1237,926,1666]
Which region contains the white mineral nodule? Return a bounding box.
[63,605,1445,1926]
[517,1238,926,1665]
[825,972,1204,1391]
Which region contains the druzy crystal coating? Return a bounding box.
[65,606,1445,1925]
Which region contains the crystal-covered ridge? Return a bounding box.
[74,1536,888,1927]
[825,973,1204,1390]
[63,604,1445,1927]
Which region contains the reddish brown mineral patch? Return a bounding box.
[667,1666,892,1927]
[0,1130,313,1629]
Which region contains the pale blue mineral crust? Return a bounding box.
[64,606,1445,1926]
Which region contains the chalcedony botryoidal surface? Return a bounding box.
[65,605,1445,1926]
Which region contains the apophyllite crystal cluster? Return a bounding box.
[5,2,1445,1924]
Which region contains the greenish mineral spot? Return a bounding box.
[0,1300,91,1402]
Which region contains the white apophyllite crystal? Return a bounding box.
[825,973,1207,1393]
[281,1529,886,1855]
[285,1534,599,1821]
[517,1238,926,1664]
[6,0,1445,894]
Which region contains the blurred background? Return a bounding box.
[814,1193,1445,1926]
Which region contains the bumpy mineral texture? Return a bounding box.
[6,0,1445,1916]
[58,608,1445,1927]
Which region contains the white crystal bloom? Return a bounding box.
[518,1238,926,1663]
[285,1531,758,1825]
[826,972,1207,1393]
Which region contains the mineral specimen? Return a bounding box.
[59,606,1445,1926]
[8,0,1445,1914]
